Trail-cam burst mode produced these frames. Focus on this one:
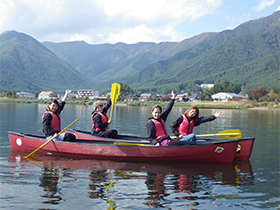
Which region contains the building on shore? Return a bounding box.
[95,93,110,101]
[211,92,248,101]
[77,90,99,99]
[200,84,214,89]
[16,92,35,99]
[38,91,57,100]
[140,93,152,101]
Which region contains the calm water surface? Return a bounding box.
[0,103,279,209]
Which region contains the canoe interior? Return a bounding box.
[68,129,255,145]
[8,130,255,162]
[8,130,254,148]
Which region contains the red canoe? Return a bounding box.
[8,131,242,163]
[66,129,255,160]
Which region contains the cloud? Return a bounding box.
[0,0,222,44]
[252,0,275,12]
[97,0,223,43]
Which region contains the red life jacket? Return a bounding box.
[92,112,108,132]
[42,111,61,132]
[177,114,194,136]
[150,118,169,140]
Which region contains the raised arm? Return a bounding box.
[62,90,71,102]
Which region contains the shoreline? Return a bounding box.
[124,101,280,110]
[0,98,279,110]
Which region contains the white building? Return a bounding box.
[211,92,248,102]
[95,95,109,101]
[38,91,57,100]
[175,94,189,102]
[200,84,214,89]
[140,93,152,101]
[16,92,35,99]
[77,90,99,99]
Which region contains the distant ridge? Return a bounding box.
[43,32,216,82]
[0,11,279,93]
[0,31,95,92]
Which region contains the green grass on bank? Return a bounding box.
[127,100,280,109]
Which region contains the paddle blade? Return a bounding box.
[195,129,242,139]
[110,83,121,105]
[25,155,39,162]
[216,129,242,139]
[109,83,121,130]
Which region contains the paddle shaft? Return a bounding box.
[25,118,79,158]
[114,142,155,147]
[197,133,240,137]
[171,129,241,139]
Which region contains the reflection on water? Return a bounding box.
[88,170,107,199]
[8,151,254,209]
[39,167,61,204]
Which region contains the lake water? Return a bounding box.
[0,103,279,209]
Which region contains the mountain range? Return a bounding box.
[0,31,94,92]
[0,11,279,93]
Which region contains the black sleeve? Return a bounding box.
[103,98,112,114]
[93,113,109,130]
[170,115,183,136]
[146,121,158,145]
[42,113,56,136]
[58,101,65,114]
[161,99,175,122]
[195,115,216,126]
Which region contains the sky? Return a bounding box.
[0,0,279,45]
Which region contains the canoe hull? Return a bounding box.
[67,129,255,160]
[8,131,239,163]
[235,138,255,160]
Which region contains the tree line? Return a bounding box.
[1,81,279,103]
[199,81,279,102]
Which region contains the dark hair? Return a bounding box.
[184,106,199,123]
[151,104,162,113]
[47,99,61,114]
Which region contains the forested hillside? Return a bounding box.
[0,31,95,92]
[43,32,216,81]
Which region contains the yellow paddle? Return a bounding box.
[25,118,79,158]
[171,129,242,139]
[114,142,155,147]
[108,83,121,130]
[196,129,242,139]
[114,130,241,147]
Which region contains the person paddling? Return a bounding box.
[91,98,118,138]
